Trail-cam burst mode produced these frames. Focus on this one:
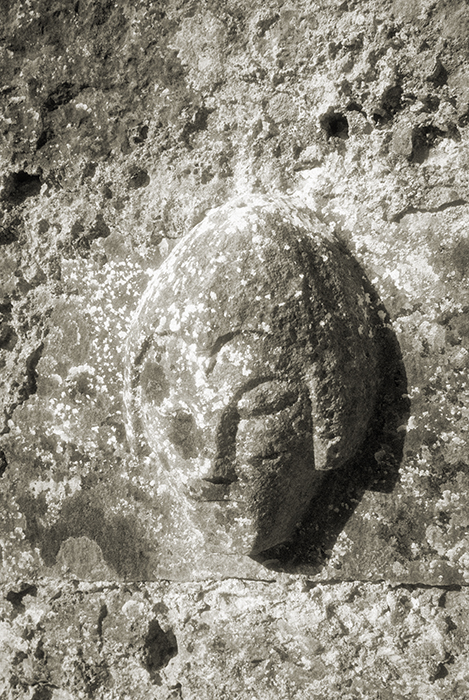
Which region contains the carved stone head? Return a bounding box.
[124,195,380,557]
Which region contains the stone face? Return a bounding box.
[1,0,466,588]
[125,195,382,558]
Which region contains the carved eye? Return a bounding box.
[168,409,198,459]
[140,361,170,404]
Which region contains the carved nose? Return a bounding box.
[201,404,239,484]
[202,460,238,485]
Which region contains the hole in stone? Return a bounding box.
[320,112,349,139]
[0,217,21,245]
[127,168,150,189]
[6,584,38,609]
[19,343,44,402]
[44,82,75,112]
[31,686,53,700]
[428,59,447,87]
[36,128,54,150]
[381,85,403,115]
[97,603,108,637]
[133,125,149,144]
[81,161,97,179]
[0,318,16,350]
[143,619,178,681]
[431,662,448,681]
[346,101,363,113]
[181,106,213,144]
[458,107,469,127]
[3,171,41,203]
[372,111,387,125]
[421,94,440,112]
[411,124,445,163]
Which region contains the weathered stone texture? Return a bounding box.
[2,0,469,696]
[2,579,469,699]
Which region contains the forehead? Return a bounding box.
[141,331,308,402]
[133,200,322,352]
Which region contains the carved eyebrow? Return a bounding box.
[133,331,170,370]
[237,380,300,418]
[204,331,239,375]
[133,334,153,370]
[209,330,241,357]
[205,329,265,375]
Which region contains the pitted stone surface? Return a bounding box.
[2,0,469,596]
[125,195,382,560]
[4,0,469,695]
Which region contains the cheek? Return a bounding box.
[141,391,226,468]
[236,409,314,464]
[236,415,286,465]
[234,408,316,503]
[234,415,292,497]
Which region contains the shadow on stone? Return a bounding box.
[40,491,153,580]
[2,171,42,204]
[252,273,410,573]
[143,619,178,684]
[6,583,38,612]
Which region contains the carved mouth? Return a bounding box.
[185,479,232,502]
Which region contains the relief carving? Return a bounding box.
[125,195,385,560]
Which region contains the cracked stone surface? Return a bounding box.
[2,0,469,697]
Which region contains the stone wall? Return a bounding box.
[2,0,469,697]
